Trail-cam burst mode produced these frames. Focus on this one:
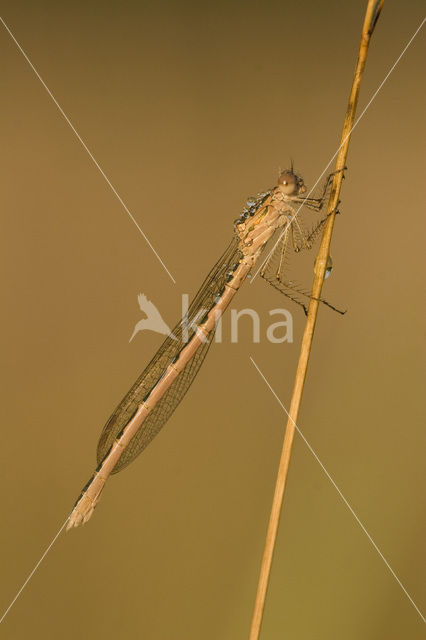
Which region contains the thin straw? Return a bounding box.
[248,2,385,637]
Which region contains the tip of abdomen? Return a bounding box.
[67,493,98,530]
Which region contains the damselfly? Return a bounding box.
[67,167,342,529]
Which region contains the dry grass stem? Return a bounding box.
[248,1,385,638]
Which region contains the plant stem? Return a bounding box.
[248,1,385,638]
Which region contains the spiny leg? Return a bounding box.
[260,228,310,314]
[304,207,340,246]
[260,229,307,313]
[262,269,346,316]
[261,270,309,315]
[260,219,345,315]
[290,205,340,253]
[292,168,347,211]
[291,216,312,252]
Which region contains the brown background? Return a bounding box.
[1,1,425,638]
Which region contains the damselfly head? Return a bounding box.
[278,169,306,195]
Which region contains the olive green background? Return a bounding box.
[1,2,425,638]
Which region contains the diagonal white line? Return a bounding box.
[250,15,426,283]
[249,356,426,624]
[0,515,70,625]
[0,16,176,284]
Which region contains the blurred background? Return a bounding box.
[1,1,425,638]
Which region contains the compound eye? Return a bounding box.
[278,170,298,195]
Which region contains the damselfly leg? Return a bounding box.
[290,168,346,211]
[260,227,345,315]
[260,170,346,315]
